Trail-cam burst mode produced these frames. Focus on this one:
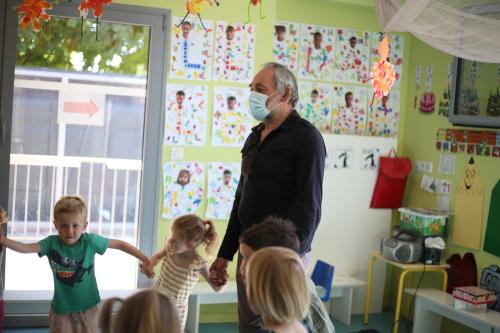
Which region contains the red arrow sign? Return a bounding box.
[63,99,100,118]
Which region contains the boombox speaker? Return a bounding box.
[381,230,423,264]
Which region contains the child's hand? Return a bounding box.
[140,258,155,278]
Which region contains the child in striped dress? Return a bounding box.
[150,214,223,331]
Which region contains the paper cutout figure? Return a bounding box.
[484,180,500,257]
[205,163,241,220]
[298,24,335,81]
[212,86,253,147]
[334,29,370,83]
[273,21,300,73]
[367,34,397,108]
[213,21,256,83]
[367,90,400,137]
[297,82,333,133]
[370,33,404,88]
[333,147,354,169]
[453,158,485,249]
[164,84,208,146]
[361,148,381,170]
[332,85,369,135]
[169,17,214,80]
[162,162,205,219]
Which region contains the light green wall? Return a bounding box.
[386,36,500,333]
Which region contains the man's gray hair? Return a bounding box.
[262,62,299,108]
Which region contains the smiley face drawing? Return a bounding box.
[454,157,485,250]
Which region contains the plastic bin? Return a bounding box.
[399,208,448,236]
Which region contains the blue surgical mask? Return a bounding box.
[248,90,282,121]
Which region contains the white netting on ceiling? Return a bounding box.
[374,0,500,62]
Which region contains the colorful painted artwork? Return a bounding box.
[370,33,404,88]
[297,81,333,133]
[212,86,253,147]
[169,17,214,80]
[205,163,241,220]
[367,89,400,137]
[162,162,205,219]
[213,21,256,83]
[334,29,371,83]
[164,84,208,146]
[273,20,300,73]
[332,84,369,135]
[298,24,335,81]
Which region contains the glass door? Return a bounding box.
[1,2,168,291]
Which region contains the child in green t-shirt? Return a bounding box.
[0,195,153,333]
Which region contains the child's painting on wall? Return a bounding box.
[298,24,335,81]
[371,33,404,88]
[169,18,214,80]
[205,163,240,220]
[162,162,205,219]
[213,21,256,83]
[273,21,300,74]
[164,84,208,146]
[334,29,371,83]
[212,86,253,147]
[367,90,401,137]
[332,85,369,135]
[297,81,333,133]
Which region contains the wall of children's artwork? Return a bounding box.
[387,35,500,333]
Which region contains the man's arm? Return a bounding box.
[292,127,326,255]
[216,174,243,261]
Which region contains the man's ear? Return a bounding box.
[281,86,291,104]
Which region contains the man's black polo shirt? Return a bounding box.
[218,110,326,260]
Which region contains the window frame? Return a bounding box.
[0,0,170,326]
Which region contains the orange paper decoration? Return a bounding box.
[178,0,219,30]
[369,34,396,104]
[18,0,52,32]
[79,0,113,19]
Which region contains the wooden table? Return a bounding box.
[363,251,449,333]
[410,288,500,333]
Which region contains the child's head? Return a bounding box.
[246,247,310,325]
[226,25,235,40]
[275,25,286,42]
[181,21,192,39]
[223,169,232,185]
[345,91,353,107]
[311,89,319,104]
[176,169,190,186]
[169,214,218,255]
[313,32,323,50]
[227,96,237,110]
[349,36,357,48]
[239,215,300,279]
[99,289,180,333]
[53,196,88,245]
[175,91,185,106]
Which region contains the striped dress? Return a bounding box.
[153,253,207,331]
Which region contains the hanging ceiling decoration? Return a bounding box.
[18,0,113,33]
[18,0,53,32]
[368,33,397,106]
[177,0,220,31]
[245,0,265,25]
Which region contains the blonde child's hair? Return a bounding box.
[99,289,180,333]
[246,247,310,324]
[171,214,218,255]
[0,207,7,224]
[53,195,88,221]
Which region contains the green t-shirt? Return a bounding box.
[38,233,109,314]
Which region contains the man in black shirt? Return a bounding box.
[209,62,326,332]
